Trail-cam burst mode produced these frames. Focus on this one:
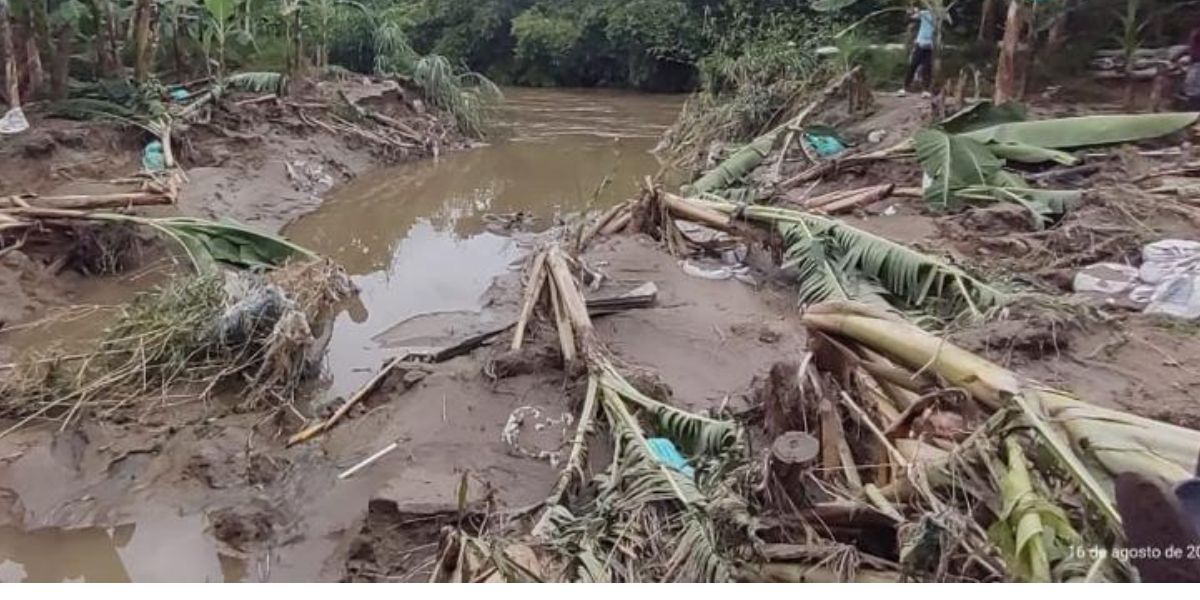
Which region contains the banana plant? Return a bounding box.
[202,0,242,77]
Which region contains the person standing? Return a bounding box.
[900,6,936,97]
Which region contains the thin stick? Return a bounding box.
[578,201,630,250]
[338,441,400,479]
[819,396,863,491]
[816,184,894,215]
[839,391,908,469]
[287,356,404,446]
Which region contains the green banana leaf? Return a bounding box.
[988,141,1078,166]
[913,128,1003,210]
[940,101,1027,134]
[987,438,1081,583]
[962,112,1199,150]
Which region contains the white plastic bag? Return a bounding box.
[0,107,28,134]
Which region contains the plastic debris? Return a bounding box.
[142,140,166,172]
[1074,239,1200,317]
[0,107,29,134]
[646,437,695,477]
[170,88,190,102]
[804,132,846,157]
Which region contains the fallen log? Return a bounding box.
[818,184,893,214]
[660,191,732,230]
[1,191,174,211]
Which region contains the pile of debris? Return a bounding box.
[0,257,353,434]
[401,71,1200,582]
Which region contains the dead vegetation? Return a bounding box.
[339,67,1200,583]
[0,259,353,435]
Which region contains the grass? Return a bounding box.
[412,54,503,139]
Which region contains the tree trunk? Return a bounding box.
[171,13,187,78]
[1045,4,1070,54]
[21,22,42,98]
[50,23,70,99]
[978,0,995,42]
[0,0,19,108]
[131,0,153,81]
[27,0,50,90]
[993,0,1024,104]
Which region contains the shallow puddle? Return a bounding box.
[284,87,680,400]
[0,512,242,582]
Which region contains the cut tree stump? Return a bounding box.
[771,431,820,505]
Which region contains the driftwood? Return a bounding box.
[805,184,894,214]
[287,356,412,446]
[660,191,732,230]
[1,190,175,211]
[578,200,633,250]
[511,251,549,351]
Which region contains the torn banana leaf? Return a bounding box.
[913,128,1005,210]
[961,112,1200,150]
[940,101,1028,134]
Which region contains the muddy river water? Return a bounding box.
[0,87,680,582]
[285,87,681,403]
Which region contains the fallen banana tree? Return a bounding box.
[435,279,1200,581]
[437,244,753,582]
[913,109,1200,226]
[0,206,316,274]
[798,301,1200,582]
[584,188,1007,323]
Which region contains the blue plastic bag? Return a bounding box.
[142,140,165,172]
[804,132,846,157]
[647,437,695,477]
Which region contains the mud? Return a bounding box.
[0,87,695,581]
[6,80,1200,582]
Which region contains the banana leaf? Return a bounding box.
[913,128,1004,210]
[988,437,1081,583]
[940,101,1027,134]
[987,141,1078,165]
[961,113,1200,150]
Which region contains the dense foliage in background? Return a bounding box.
[2,0,1196,108]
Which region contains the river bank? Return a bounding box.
[0,85,691,582]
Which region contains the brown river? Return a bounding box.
[0,87,681,582]
[285,87,680,403]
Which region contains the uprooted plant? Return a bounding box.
[429,244,755,582]
[0,231,352,437]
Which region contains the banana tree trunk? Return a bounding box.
[20,21,41,98]
[0,0,18,108]
[90,0,114,76]
[49,22,69,99]
[171,13,187,78]
[978,0,995,41]
[27,0,50,92]
[993,0,1023,104]
[132,0,153,81]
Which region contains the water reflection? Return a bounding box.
[0,512,243,582]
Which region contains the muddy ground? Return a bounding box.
[5,83,1200,581]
